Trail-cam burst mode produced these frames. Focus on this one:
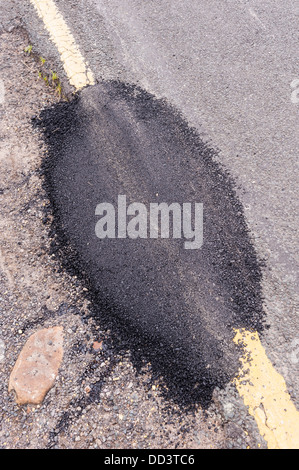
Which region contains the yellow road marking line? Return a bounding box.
[30,0,95,90]
[234,329,299,449]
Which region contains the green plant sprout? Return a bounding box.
[24,45,32,54]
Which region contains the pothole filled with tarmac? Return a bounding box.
[34,81,266,410]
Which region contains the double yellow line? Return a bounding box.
[29,0,299,448]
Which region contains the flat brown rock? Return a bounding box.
[9,326,64,405]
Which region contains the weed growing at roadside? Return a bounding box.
[23,44,65,99]
[24,45,32,54]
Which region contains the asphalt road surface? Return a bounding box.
[5,0,299,447]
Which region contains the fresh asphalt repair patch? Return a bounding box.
[34,82,265,408]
